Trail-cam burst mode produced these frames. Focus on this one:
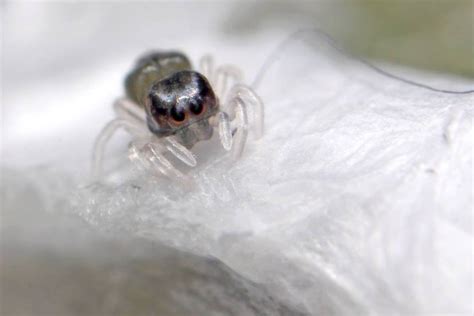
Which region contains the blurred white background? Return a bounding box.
[1,1,473,315]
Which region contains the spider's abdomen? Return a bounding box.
[125,51,192,107]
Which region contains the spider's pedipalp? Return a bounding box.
[217,111,233,151]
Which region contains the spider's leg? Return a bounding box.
[113,97,147,126]
[163,136,197,167]
[219,83,264,159]
[199,55,215,84]
[143,141,185,179]
[91,118,145,180]
[127,139,152,172]
[227,96,249,159]
[228,84,264,139]
[214,65,243,103]
[128,140,175,177]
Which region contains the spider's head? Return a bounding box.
[145,71,218,147]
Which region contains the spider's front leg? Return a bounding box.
[128,136,197,180]
[128,139,182,179]
[215,84,265,159]
[228,84,264,139]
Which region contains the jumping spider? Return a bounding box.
[92,51,264,179]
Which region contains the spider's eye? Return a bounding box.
[189,100,204,115]
[148,95,168,117]
[152,106,167,117]
[170,106,186,122]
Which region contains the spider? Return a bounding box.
[92,51,264,180]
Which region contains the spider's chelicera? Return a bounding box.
[92,51,264,179]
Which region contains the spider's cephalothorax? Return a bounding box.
[145,71,219,148]
[92,51,264,180]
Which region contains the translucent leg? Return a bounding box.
[199,55,215,84]
[91,118,145,180]
[147,142,186,179]
[228,97,249,159]
[113,97,147,127]
[227,84,264,139]
[128,140,152,172]
[214,65,243,102]
[163,137,197,167]
[129,140,184,179]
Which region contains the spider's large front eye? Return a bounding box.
[147,95,168,118]
[170,106,186,122]
[152,106,167,117]
[189,99,204,115]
